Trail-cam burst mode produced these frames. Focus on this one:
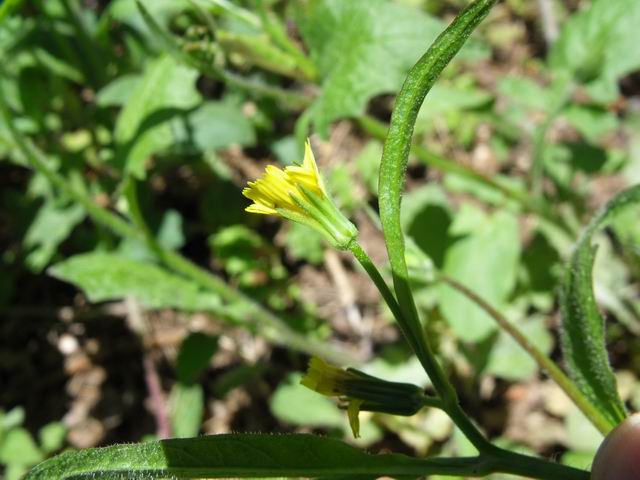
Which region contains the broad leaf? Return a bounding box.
[439,208,520,342]
[549,0,640,101]
[49,252,221,312]
[560,185,640,429]
[113,55,201,177]
[485,317,554,381]
[296,0,446,136]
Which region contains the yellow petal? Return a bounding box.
[246,203,277,215]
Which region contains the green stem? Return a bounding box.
[0,94,354,366]
[531,81,572,197]
[350,242,594,480]
[376,0,503,454]
[253,0,318,81]
[349,242,496,454]
[440,275,612,435]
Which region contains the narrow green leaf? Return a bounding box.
[560,185,640,429]
[377,0,497,379]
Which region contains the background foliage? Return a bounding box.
[1,0,639,478]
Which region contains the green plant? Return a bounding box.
[1,0,639,478]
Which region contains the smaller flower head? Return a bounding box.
[243,140,357,250]
[301,356,426,438]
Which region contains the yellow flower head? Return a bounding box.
[243,140,357,250]
[301,356,427,439]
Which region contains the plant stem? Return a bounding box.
[349,242,496,454]
[350,241,594,478]
[0,94,354,366]
[440,275,612,435]
[531,81,572,197]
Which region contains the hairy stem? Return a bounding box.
[350,242,496,453]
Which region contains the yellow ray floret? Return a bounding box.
[300,356,351,396]
[242,140,325,216]
[242,139,357,250]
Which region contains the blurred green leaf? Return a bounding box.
[210,225,271,283]
[439,208,520,342]
[109,0,191,38]
[354,141,383,196]
[549,0,640,99]
[0,407,25,431]
[296,0,444,136]
[270,373,344,429]
[563,105,619,143]
[285,222,325,265]
[49,252,221,312]
[0,428,43,466]
[402,185,453,268]
[38,423,66,455]
[176,332,218,384]
[24,201,85,272]
[565,406,603,453]
[96,75,142,108]
[114,55,201,178]
[172,101,256,153]
[169,383,204,438]
[157,210,185,251]
[560,186,640,429]
[485,316,554,381]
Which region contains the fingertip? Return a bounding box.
[591,414,640,480]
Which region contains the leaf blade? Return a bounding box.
[26,433,477,479]
[560,185,640,429]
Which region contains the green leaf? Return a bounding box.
[270,373,344,429]
[49,252,221,312]
[108,0,191,38]
[438,209,520,342]
[485,317,554,381]
[96,75,142,108]
[24,201,85,272]
[176,332,219,384]
[549,0,640,95]
[171,101,256,153]
[285,222,325,265]
[0,428,43,466]
[0,0,25,22]
[24,433,484,479]
[38,423,66,455]
[560,185,640,429]
[114,55,201,178]
[377,0,497,365]
[169,383,205,438]
[296,0,444,136]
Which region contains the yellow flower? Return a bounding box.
[243,140,357,250]
[301,356,427,439]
